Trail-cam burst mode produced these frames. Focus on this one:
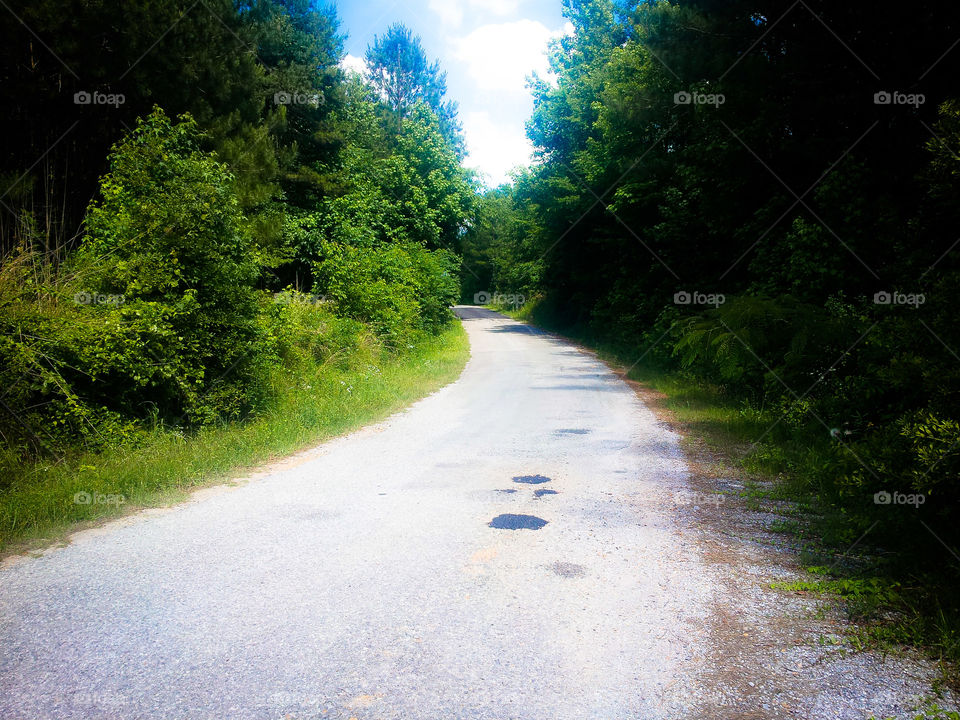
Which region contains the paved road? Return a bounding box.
[0,308,827,717]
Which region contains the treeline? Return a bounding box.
[0,2,472,469]
[464,0,960,609]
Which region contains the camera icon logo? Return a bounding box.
[873,490,892,505]
[73,491,92,505]
[274,91,291,105]
[873,291,891,305]
[73,291,92,305]
[474,290,490,305]
[874,91,892,105]
[673,290,691,305]
[74,91,92,105]
[674,91,692,105]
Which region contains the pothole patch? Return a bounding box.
[513,474,552,485]
[488,514,548,530]
[551,562,586,578]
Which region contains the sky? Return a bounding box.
[331,0,568,187]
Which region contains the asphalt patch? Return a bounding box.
[556,428,590,435]
[552,562,586,578]
[488,514,548,530]
[534,489,558,498]
[513,474,552,485]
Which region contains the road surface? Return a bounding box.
[0,308,950,719]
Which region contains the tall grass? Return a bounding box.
[0,321,469,553]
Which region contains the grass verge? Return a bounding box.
[0,321,469,555]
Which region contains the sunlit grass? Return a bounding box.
[0,321,469,553]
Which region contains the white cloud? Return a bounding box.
[452,20,560,93]
[429,0,464,27]
[471,0,519,16]
[340,53,367,76]
[462,111,532,187]
[430,0,519,27]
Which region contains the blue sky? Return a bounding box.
[332,0,568,186]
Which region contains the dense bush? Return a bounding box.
[314,240,460,346]
[0,250,143,459]
[0,12,471,475]
[75,108,273,422]
[0,109,271,465]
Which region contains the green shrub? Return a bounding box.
[0,108,273,468]
[313,240,459,347]
[264,290,375,369]
[71,107,271,425]
[0,248,147,461]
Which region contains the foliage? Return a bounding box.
[314,241,460,346]
[0,14,470,472]
[365,23,465,156]
[0,109,270,466]
[0,0,345,259]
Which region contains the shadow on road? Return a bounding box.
[452,305,503,320]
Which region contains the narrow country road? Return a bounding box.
[0,308,950,719]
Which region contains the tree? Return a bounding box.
[0,0,348,265]
[364,23,464,156]
[244,0,346,208]
[75,108,267,423]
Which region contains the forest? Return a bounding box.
[460,0,960,661]
[0,2,472,465]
